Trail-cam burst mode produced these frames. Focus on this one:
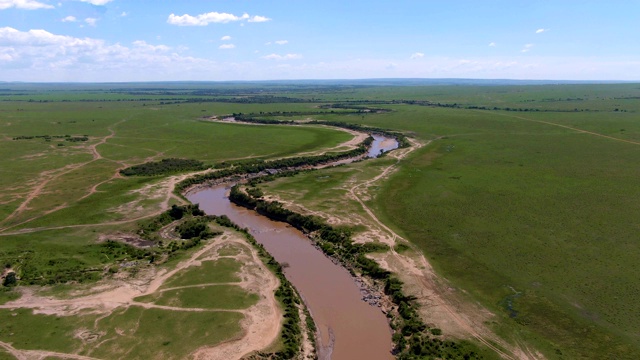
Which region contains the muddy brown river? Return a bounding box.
[186,135,398,359]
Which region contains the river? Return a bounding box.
[186,135,398,360]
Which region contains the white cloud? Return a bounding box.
[220,35,231,41]
[0,0,54,10]
[410,52,424,59]
[488,42,496,47]
[535,28,549,34]
[262,53,302,60]
[62,15,77,22]
[0,26,221,81]
[78,0,113,5]
[275,40,288,45]
[84,17,97,26]
[248,15,270,23]
[133,40,170,52]
[0,27,99,46]
[219,43,235,49]
[521,43,534,53]
[265,41,271,45]
[120,11,127,17]
[167,11,269,26]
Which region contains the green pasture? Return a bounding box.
[0,306,243,360]
[359,106,640,358]
[135,285,258,310]
[0,99,350,231]
[160,258,243,289]
[251,87,640,359]
[0,349,12,360]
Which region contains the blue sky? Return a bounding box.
[0,0,638,81]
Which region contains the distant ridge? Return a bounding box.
[0,78,635,90]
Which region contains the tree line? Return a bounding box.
[229,185,483,359]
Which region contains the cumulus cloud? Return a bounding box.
[274,40,288,45]
[0,26,217,81]
[84,17,97,26]
[535,28,549,34]
[488,42,496,47]
[248,15,270,23]
[521,43,534,53]
[167,11,269,26]
[0,27,93,46]
[262,53,302,60]
[120,11,127,17]
[78,0,113,5]
[219,43,235,49]
[62,15,77,22]
[220,35,231,41]
[410,52,424,59]
[0,0,54,10]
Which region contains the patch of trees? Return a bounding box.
[13,134,89,142]
[317,103,392,112]
[307,120,411,148]
[175,137,372,192]
[226,115,410,150]
[137,204,205,238]
[229,185,483,359]
[120,158,208,176]
[175,217,219,240]
[2,272,16,287]
[137,204,225,256]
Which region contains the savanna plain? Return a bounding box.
[0,82,639,360]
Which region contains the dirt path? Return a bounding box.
[494,111,640,146]
[0,340,102,360]
[0,167,207,237]
[347,137,426,245]
[0,121,125,231]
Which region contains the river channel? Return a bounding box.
[186,134,398,360]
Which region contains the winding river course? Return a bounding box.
[187,134,398,360]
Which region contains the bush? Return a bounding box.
[2,272,16,287]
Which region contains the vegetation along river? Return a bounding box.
[187,134,398,360]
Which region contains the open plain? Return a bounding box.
[1,82,640,359]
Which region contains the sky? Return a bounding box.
[0,0,639,82]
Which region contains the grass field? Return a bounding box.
[0,306,243,359]
[1,82,639,359]
[247,84,640,359]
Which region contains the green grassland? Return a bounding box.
[1,82,640,359]
[0,97,351,285]
[247,84,640,359]
[0,306,243,359]
[135,285,258,310]
[160,258,242,289]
